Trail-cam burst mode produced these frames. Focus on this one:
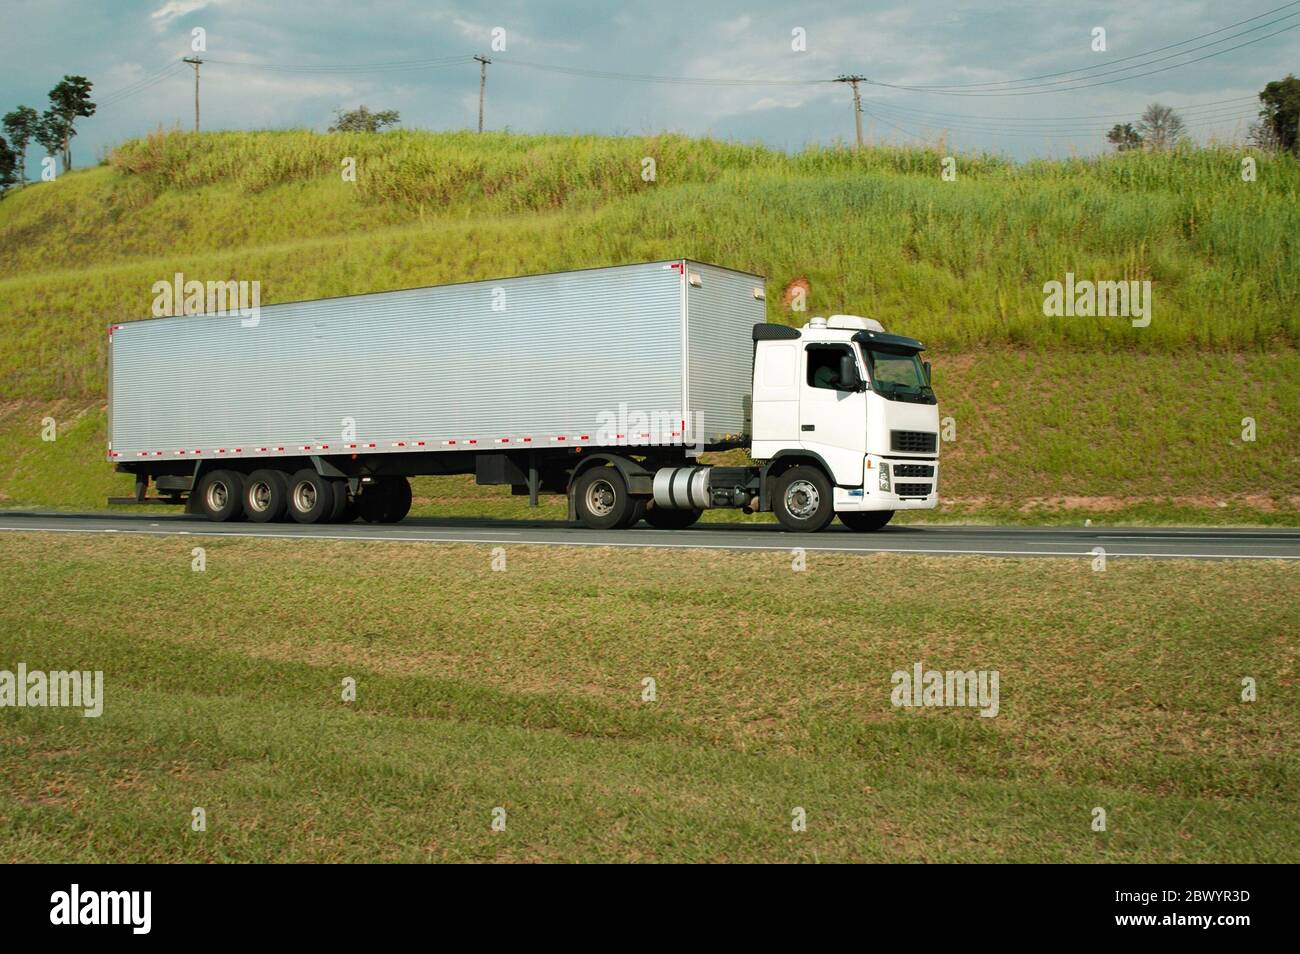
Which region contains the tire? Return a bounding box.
[357,477,411,523]
[357,481,387,523]
[773,465,835,532]
[325,478,350,523]
[839,509,894,532]
[377,477,411,523]
[644,505,703,530]
[573,465,634,530]
[339,496,360,523]
[243,469,289,523]
[195,469,245,522]
[286,469,336,524]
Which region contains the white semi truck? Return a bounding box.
[108,260,939,532]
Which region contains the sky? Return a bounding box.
[0,0,1296,171]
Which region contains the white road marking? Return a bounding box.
[0,524,1296,560]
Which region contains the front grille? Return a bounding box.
[892,463,934,478]
[895,483,932,497]
[891,430,937,453]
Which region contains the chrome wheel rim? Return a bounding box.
[584,479,616,517]
[293,481,317,513]
[205,480,229,511]
[248,480,271,512]
[784,479,820,519]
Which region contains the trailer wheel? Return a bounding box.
[574,465,635,530]
[773,465,835,532]
[357,477,411,523]
[644,504,703,530]
[377,477,412,523]
[839,510,893,532]
[244,469,289,523]
[196,469,246,522]
[287,469,336,524]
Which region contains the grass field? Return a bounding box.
[0,533,1295,862]
[0,129,1297,522]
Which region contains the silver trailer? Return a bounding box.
[110,260,769,528]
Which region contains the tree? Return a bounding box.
[329,105,400,133]
[1257,74,1300,153]
[34,109,70,173]
[0,136,18,195]
[1136,102,1185,151]
[1106,123,1143,152]
[46,75,96,170]
[1248,119,1282,152]
[2,106,40,184]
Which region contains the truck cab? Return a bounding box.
[750,315,940,531]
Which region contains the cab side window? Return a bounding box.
[806,345,853,391]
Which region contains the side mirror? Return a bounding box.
[839,353,864,392]
[923,360,932,385]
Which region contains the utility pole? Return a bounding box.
[474,55,491,133]
[183,56,203,132]
[835,75,866,150]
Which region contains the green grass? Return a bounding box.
[0,533,1294,862]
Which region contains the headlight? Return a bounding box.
[878,462,891,492]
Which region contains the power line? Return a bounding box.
[866,19,1300,96]
[860,95,1260,125]
[883,1,1300,91]
[94,61,188,113]
[864,98,1260,133]
[201,54,476,74]
[94,62,187,108]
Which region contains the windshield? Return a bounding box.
[863,349,936,404]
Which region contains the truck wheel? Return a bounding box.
[287,469,336,524]
[644,505,703,530]
[773,465,835,532]
[377,477,412,523]
[574,465,635,530]
[839,510,894,532]
[244,469,289,523]
[358,477,411,523]
[196,469,245,522]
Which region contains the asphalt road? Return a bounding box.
[1,511,1298,560]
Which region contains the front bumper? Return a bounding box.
[833,454,938,512]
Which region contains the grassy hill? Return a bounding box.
[0,129,1297,522]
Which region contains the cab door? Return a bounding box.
[799,343,868,484]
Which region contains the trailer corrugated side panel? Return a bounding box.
[684,263,764,443]
[109,262,689,458]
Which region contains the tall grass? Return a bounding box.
[0,129,1296,399]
